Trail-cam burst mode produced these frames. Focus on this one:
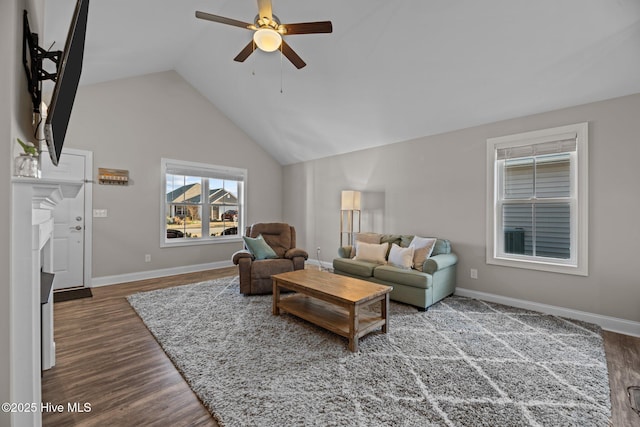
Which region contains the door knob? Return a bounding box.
[70,225,83,231]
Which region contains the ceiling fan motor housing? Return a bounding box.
[255,14,282,33]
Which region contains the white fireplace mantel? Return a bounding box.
[10,177,83,427]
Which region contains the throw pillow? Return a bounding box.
[388,243,414,270]
[409,236,437,272]
[243,234,278,260]
[354,241,388,264]
[349,232,382,258]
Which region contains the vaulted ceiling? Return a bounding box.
[43,0,640,165]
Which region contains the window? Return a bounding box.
[161,158,246,247]
[486,123,588,275]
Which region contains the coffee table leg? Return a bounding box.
[349,305,359,352]
[381,293,389,333]
[272,279,280,315]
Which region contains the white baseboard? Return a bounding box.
[91,260,235,288]
[455,287,640,338]
[306,259,333,271]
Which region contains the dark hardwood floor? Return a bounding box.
[42,268,234,427]
[603,330,640,426]
[42,267,640,426]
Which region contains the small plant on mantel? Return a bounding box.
[17,138,39,156]
[14,137,41,178]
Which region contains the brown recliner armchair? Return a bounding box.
[232,223,308,295]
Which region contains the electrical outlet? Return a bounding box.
[145,254,151,263]
[470,268,478,279]
[316,247,323,271]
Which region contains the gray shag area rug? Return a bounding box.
[127,276,611,426]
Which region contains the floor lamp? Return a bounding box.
[340,190,361,246]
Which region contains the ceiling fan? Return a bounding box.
[195,0,332,69]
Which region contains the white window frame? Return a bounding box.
[161,158,246,248]
[486,122,588,276]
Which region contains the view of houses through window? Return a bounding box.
[166,175,239,239]
[161,158,245,244]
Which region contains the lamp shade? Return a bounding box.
[253,28,282,52]
[341,190,361,210]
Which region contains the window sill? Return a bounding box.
[161,236,243,248]
[487,255,588,276]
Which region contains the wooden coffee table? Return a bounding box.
[272,269,392,352]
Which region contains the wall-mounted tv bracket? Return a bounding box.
[22,10,62,114]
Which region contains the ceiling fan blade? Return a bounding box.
[195,11,253,29]
[234,41,256,62]
[280,40,306,69]
[282,21,333,35]
[257,0,273,21]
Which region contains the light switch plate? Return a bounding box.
[93,209,108,218]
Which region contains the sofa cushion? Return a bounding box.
[399,235,416,248]
[388,243,414,269]
[380,234,402,246]
[380,234,402,257]
[356,232,382,243]
[354,241,388,264]
[373,265,432,289]
[432,239,451,256]
[338,246,353,258]
[333,258,378,277]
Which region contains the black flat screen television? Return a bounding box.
[44,0,89,166]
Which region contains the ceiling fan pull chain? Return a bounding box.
[280,45,284,94]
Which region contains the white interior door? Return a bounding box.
[51,192,85,289]
[41,150,88,290]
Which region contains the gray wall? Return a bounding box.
[283,93,640,323]
[61,71,283,278]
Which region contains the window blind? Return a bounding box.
[165,162,245,181]
[497,134,576,160]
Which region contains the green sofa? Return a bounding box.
[332,235,458,310]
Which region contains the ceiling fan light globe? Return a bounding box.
[253,28,282,52]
